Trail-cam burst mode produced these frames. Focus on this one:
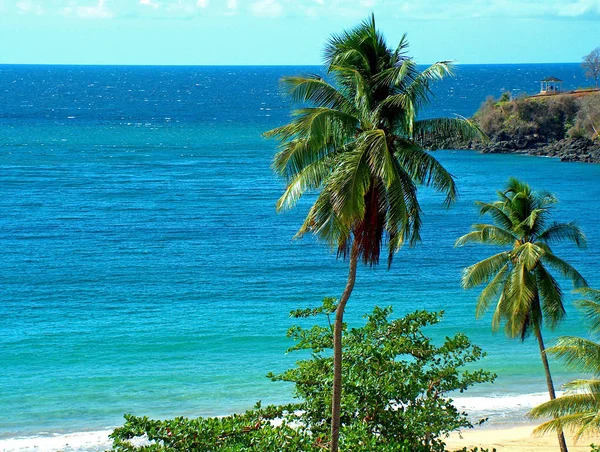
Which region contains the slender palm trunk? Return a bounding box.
[534,326,568,452]
[330,241,359,452]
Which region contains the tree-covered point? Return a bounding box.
[110,301,495,452]
[474,92,600,143]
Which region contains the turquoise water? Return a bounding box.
[0,65,599,446]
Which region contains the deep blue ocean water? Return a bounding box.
[1,63,599,448]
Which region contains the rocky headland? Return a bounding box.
[426,90,600,163]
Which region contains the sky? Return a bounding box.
[0,0,599,65]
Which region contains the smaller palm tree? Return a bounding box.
[456,177,588,452]
[530,288,600,440]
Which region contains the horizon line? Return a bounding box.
[0,61,583,68]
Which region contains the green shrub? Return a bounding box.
[110,301,495,451]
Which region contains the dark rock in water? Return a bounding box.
[423,135,600,163]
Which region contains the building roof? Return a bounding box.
[541,76,563,82]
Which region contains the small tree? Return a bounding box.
[269,300,495,452]
[582,47,600,88]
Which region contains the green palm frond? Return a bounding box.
[384,152,421,252]
[531,392,600,420]
[413,116,487,144]
[491,287,509,332]
[476,263,509,318]
[511,242,544,271]
[455,224,516,247]
[576,289,600,334]
[279,76,354,112]
[532,408,600,440]
[538,221,587,248]
[578,288,600,303]
[503,263,538,338]
[541,252,588,289]
[393,141,457,206]
[297,188,349,248]
[535,263,565,329]
[326,146,370,222]
[563,378,600,395]
[358,129,394,184]
[403,61,454,115]
[475,201,514,231]
[275,152,338,211]
[272,137,339,180]
[372,58,416,91]
[461,252,510,289]
[547,337,600,374]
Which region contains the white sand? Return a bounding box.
[446,424,596,451]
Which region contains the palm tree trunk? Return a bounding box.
[330,241,359,452]
[534,325,568,452]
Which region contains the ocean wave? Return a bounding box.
[452,391,563,425]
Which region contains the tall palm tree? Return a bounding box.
[530,288,600,440]
[455,177,588,452]
[266,15,482,452]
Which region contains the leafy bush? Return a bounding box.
[110,301,495,451]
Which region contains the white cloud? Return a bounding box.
[139,0,159,9]
[62,0,114,18]
[16,0,43,14]
[556,0,600,17]
[251,0,283,17]
[31,0,598,21]
[223,0,237,15]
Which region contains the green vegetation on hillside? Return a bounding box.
[475,92,600,143]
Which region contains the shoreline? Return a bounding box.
[3,423,597,452]
[0,391,583,452]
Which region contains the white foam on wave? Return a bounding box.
[452,391,565,426]
[0,430,114,452]
[453,391,563,412]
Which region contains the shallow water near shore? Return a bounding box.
[0,64,599,449]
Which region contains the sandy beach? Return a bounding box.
[446,425,596,451]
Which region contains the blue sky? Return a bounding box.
[0,0,599,65]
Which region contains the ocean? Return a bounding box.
[1,63,599,451]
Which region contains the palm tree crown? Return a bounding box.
[266,15,481,267]
[530,288,600,439]
[456,177,588,339]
